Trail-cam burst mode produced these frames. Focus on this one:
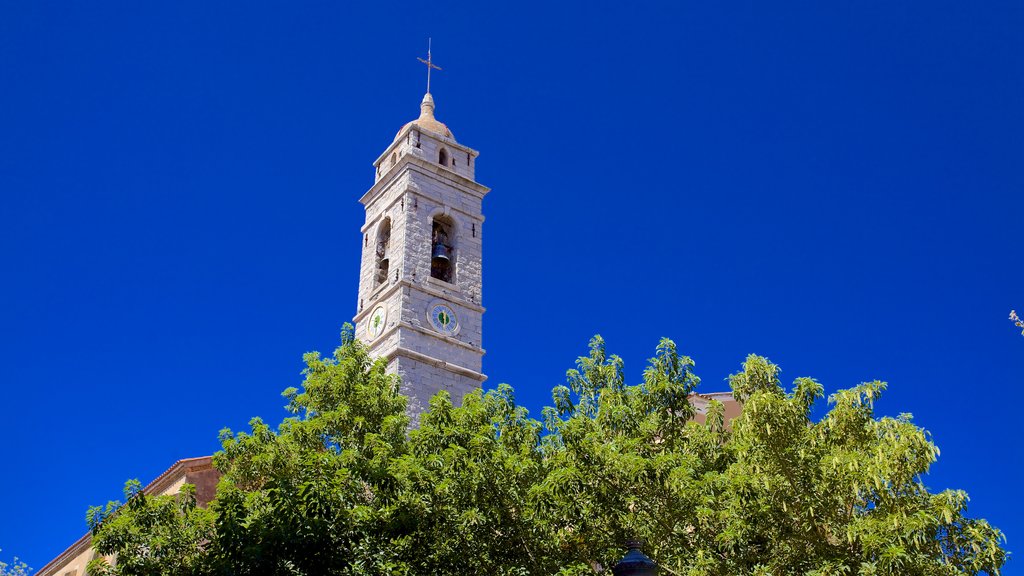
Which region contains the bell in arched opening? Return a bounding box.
[430,218,454,283]
[374,218,392,287]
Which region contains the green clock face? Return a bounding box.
[367,305,387,340]
[428,303,459,336]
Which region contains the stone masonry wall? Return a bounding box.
[390,354,482,426]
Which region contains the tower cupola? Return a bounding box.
[395,93,454,142]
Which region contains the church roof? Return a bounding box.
[36,456,217,576]
[395,92,454,142]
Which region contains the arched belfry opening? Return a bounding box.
[375,217,391,287]
[430,215,454,283]
[438,148,449,167]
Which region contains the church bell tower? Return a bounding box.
[353,86,489,419]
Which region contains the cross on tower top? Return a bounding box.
[417,38,442,94]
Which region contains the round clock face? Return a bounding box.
[428,303,459,336]
[367,305,387,340]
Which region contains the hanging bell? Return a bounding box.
[431,243,451,263]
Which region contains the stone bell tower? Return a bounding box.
[353,90,489,419]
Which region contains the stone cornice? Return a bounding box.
[145,456,214,496]
[35,532,92,576]
[385,346,487,382]
[356,314,485,357]
[359,181,487,235]
[352,278,485,324]
[360,156,490,207]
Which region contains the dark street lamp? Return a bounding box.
[612,540,659,576]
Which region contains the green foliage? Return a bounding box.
[86,480,212,576]
[0,549,30,576]
[87,328,1008,575]
[205,328,408,575]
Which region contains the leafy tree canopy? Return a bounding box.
[0,550,30,576]
[87,328,1007,575]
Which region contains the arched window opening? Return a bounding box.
[438,148,449,167]
[391,152,398,167]
[430,216,454,283]
[375,218,391,287]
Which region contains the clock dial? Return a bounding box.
[367,305,387,340]
[428,303,459,336]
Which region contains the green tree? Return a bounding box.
[206,326,409,575]
[86,480,212,576]
[0,549,30,576]
[86,330,1008,575]
[386,384,553,574]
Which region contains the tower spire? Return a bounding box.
[417,38,442,94]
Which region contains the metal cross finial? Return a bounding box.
[417,38,442,94]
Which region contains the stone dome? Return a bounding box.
[395,93,455,141]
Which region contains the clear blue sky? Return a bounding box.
[1,1,1021,570]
